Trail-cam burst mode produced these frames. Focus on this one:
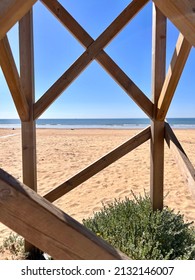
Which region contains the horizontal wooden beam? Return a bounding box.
[44,126,151,202]
[153,0,195,47]
[0,36,29,121]
[34,0,151,119]
[0,0,37,40]
[165,123,195,197]
[41,0,153,119]
[0,168,128,260]
[157,33,191,121]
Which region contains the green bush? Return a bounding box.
[83,193,195,260]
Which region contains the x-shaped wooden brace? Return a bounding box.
[34,0,153,119]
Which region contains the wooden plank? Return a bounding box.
[19,11,37,191]
[0,36,29,121]
[41,0,153,119]
[153,0,195,47]
[150,5,166,211]
[19,11,37,192]
[0,168,128,260]
[0,0,37,40]
[44,127,151,202]
[157,34,191,121]
[165,123,195,198]
[34,0,150,119]
[150,121,165,210]
[19,10,37,253]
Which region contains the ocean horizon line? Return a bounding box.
[1,117,195,120]
[0,118,195,129]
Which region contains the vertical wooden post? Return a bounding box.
[150,4,166,210]
[19,10,37,252]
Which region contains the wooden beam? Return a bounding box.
[150,122,165,210]
[150,4,166,210]
[0,36,29,121]
[165,123,195,198]
[0,168,128,260]
[44,127,151,202]
[40,0,153,119]
[0,0,37,40]
[157,34,191,121]
[19,10,37,253]
[153,0,195,47]
[19,11,37,191]
[34,0,151,119]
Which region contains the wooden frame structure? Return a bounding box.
[0,0,195,259]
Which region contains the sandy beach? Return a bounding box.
[0,128,195,254]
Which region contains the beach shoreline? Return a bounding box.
[1,117,195,130]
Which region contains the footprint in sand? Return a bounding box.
[69,203,79,208]
[115,188,123,193]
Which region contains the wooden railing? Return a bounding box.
[0,168,128,260]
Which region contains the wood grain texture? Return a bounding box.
[153,0,195,47]
[34,0,152,119]
[150,121,165,210]
[0,168,128,260]
[19,10,37,253]
[0,0,37,40]
[44,127,151,202]
[150,5,166,210]
[19,10,37,192]
[0,36,29,121]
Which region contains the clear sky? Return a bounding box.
[0,0,194,119]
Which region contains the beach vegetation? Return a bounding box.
[0,233,48,260]
[0,232,25,260]
[83,193,195,260]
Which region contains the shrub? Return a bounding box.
[0,233,47,259]
[0,233,25,259]
[83,193,195,260]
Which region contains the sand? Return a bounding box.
[0,128,195,254]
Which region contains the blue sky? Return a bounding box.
[0,0,194,119]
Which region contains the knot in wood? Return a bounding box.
[0,188,12,201]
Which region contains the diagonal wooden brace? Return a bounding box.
[0,168,128,259]
[157,33,191,121]
[44,126,151,202]
[0,36,29,121]
[165,122,195,198]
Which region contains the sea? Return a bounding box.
[0,118,195,129]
